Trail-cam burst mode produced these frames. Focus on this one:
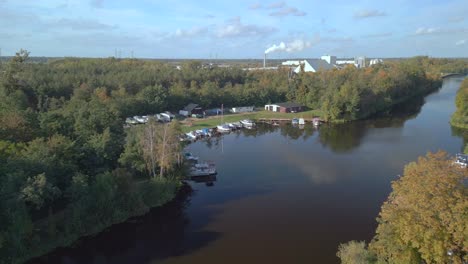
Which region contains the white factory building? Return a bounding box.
[282,59,336,73]
[280,55,383,73]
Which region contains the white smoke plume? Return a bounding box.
[265,38,318,54]
[265,42,286,54]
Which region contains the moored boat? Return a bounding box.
[184,152,199,161]
[185,131,197,140]
[454,153,467,168]
[189,161,217,176]
[312,118,320,127]
[217,124,231,133]
[291,118,299,125]
[240,119,255,127]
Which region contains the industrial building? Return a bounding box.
[281,59,335,73]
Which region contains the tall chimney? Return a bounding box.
[263,53,266,69]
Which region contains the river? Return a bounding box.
[32,77,466,264]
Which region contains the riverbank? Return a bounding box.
[14,178,181,264]
[180,81,441,133]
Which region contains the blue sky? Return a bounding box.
[1,0,467,58]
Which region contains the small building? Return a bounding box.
[230,106,254,113]
[264,102,304,113]
[179,103,203,117]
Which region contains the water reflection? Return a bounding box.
[198,93,428,154]
[31,185,222,264]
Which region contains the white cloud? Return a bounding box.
[174,26,207,38]
[415,27,441,35]
[456,39,466,46]
[413,27,468,36]
[267,1,286,9]
[353,9,387,19]
[217,17,277,38]
[250,1,306,17]
[269,7,306,17]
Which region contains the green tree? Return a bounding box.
[20,173,61,210]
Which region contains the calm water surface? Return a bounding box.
[34,77,465,264]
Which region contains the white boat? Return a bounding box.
[189,162,217,176]
[185,131,197,140]
[228,123,237,129]
[298,118,305,125]
[312,118,320,127]
[184,152,199,161]
[454,153,467,168]
[291,118,299,125]
[232,121,243,128]
[217,124,231,133]
[240,119,255,127]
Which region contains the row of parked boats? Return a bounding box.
[182,119,256,141]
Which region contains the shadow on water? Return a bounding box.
[29,185,222,264]
[317,95,426,153]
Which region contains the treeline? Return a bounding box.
[0,51,183,263]
[337,151,467,264]
[2,53,465,124]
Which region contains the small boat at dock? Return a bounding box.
[454,153,467,168]
[240,119,255,127]
[312,118,320,127]
[298,118,305,125]
[184,152,199,161]
[189,161,217,176]
[291,118,299,125]
[217,124,231,133]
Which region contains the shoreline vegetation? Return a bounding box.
[337,151,468,264]
[1,50,467,263]
[450,78,468,130]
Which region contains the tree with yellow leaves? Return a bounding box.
[370,151,467,264]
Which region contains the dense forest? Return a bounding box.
[337,151,467,264]
[0,50,467,263]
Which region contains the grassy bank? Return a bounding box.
[180,109,324,132]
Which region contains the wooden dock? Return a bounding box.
[257,117,324,123]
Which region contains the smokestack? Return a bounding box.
[263,53,266,69]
